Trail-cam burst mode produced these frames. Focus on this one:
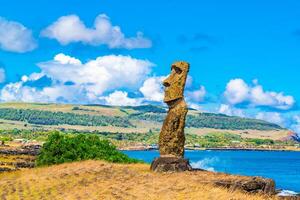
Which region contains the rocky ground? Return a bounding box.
[0,142,40,172]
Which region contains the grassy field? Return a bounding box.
[0,160,278,200]
[0,102,125,117]
[0,102,294,142]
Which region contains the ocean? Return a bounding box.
[123,150,300,195]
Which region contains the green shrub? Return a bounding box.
[36,132,140,166]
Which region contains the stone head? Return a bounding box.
[163,61,190,103]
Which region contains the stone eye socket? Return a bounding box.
[172,65,182,74]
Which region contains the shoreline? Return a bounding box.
[120,147,300,152]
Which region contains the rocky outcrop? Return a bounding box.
[282,131,300,142]
[0,167,15,172]
[14,162,35,168]
[214,176,275,195]
[0,144,41,156]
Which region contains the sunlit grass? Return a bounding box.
[0,160,277,200]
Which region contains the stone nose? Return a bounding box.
[163,78,170,87]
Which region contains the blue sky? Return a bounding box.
[0,0,300,133]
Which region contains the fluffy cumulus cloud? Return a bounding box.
[255,112,284,126]
[139,76,165,102]
[54,53,82,65]
[182,76,206,110]
[102,91,141,106]
[218,104,245,117]
[1,82,85,103]
[139,75,206,110]
[0,17,37,53]
[0,68,5,83]
[224,79,249,105]
[186,86,206,102]
[38,54,153,96]
[224,78,295,110]
[41,14,152,49]
[0,53,154,104]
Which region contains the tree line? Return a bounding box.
[0,108,133,127]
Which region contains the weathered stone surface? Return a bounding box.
[162,61,190,103]
[158,61,190,158]
[214,177,276,195]
[151,61,190,172]
[150,157,192,172]
[159,99,188,157]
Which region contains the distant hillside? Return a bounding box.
[0,102,283,130]
[0,102,293,141]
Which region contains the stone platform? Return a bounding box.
[150,157,192,172]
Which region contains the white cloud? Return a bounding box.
[291,115,300,134]
[0,81,88,103]
[0,17,37,53]
[256,112,284,126]
[224,78,295,110]
[21,72,44,83]
[186,86,206,102]
[185,75,193,88]
[0,68,5,83]
[188,102,202,111]
[224,78,249,105]
[41,14,152,49]
[294,115,300,124]
[103,91,141,106]
[38,54,154,97]
[250,85,295,110]
[0,53,154,104]
[139,76,165,102]
[54,53,81,65]
[218,104,245,117]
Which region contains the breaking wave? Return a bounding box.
[190,157,219,172]
[277,190,299,196]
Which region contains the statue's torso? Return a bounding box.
[159,99,188,157]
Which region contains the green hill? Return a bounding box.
[0,102,295,146]
[0,102,283,130]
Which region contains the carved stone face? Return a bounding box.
[163,61,190,103]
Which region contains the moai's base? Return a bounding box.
[150,157,192,172]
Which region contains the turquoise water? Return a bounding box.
[123,150,300,194]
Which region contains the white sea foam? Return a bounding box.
[278,190,299,196]
[190,157,219,172]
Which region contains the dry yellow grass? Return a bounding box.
[0,160,278,200]
[0,102,125,117]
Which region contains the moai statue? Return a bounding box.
[150,61,192,172]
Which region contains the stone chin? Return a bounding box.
[163,92,183,103]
